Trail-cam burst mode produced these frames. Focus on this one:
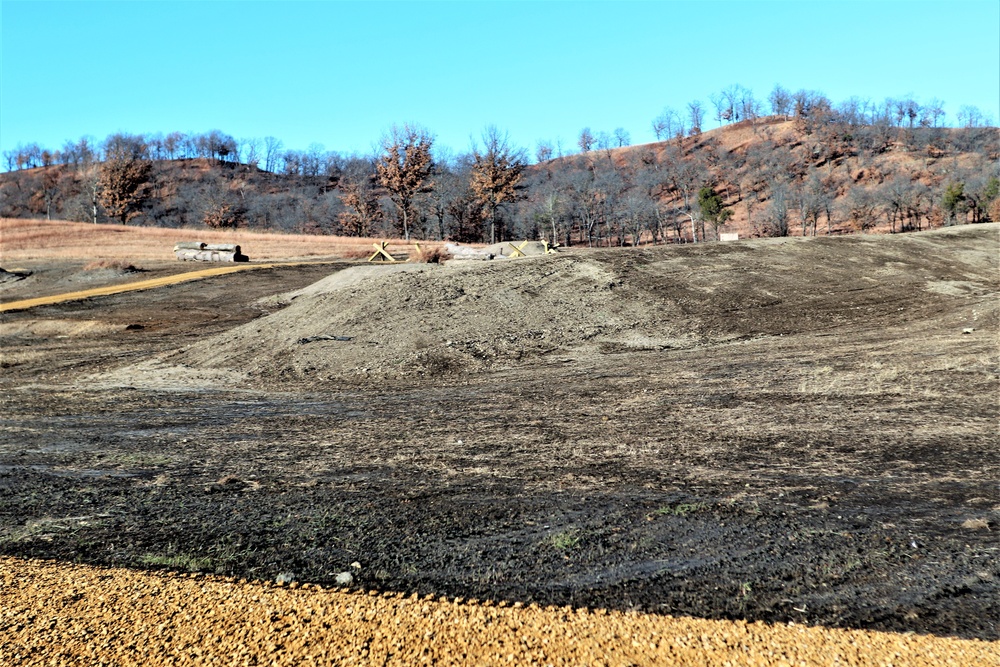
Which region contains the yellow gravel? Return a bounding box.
[2,558,996,666]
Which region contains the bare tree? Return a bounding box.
[79,164,102,223]
[578,127,595,152]
[242,137,261,170]
[376,124,434,241]
[721,85,741,122]
[957,105,986,128]
[758,183,789,237]
[709,93,729,126]
[303,143,326,176]
[842,186,879,233]
[27,168,63,220]
[738,86,761,123]
[163,132,185,160]
[768,84,792,119]
[653,108,679,142]
[470,125,526,244]
[596,131,614,162]
[651,114,667,141]
[535,140,554,163]
[919,98,946,127]
[687,100,705,134]
[792,172,827,236]
[263,136,284,172]
[613,127,631,147]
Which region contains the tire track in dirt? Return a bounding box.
[2,557,996,666]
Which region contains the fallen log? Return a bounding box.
[174,242,207,251]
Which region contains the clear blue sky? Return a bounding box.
[2,0,998,162]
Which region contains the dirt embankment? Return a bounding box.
[122,224,999,389]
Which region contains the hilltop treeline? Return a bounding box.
[1,86,998,244]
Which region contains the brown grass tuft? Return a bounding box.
[408,246,452,264]
[82,259,141,272]
[340,247,374,260]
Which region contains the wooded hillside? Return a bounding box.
[2,114,997,245]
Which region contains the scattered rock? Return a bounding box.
[275,572,296,585]
[335,571,354,586]
[961,518,990,530]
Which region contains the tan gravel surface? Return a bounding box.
[3,557,996,666]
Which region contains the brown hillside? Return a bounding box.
[2,120,997,244]
[527,118,999,242]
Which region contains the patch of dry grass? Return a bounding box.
[407,245,452,264]
[0,218,454,263]
[82,259,141,272]
[339,247,375,260]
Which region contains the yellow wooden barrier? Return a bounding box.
[367,241,397,263]
[506,240,530,258]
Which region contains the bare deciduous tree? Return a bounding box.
[242,137,261,170]
[653,108,679,142]
[842,185,878,233]
[769,84,792,119]
[919,98,946,128]
[687,100,705,135]
[535,140,554,163]
[263,136,284,172]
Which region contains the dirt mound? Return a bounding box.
[130,224,997,387]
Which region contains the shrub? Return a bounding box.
[82,259,140,272]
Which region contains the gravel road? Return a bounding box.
[3,557,996,666]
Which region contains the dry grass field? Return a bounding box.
[0,217,446,264]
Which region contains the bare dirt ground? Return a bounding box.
[1,224,998,656]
